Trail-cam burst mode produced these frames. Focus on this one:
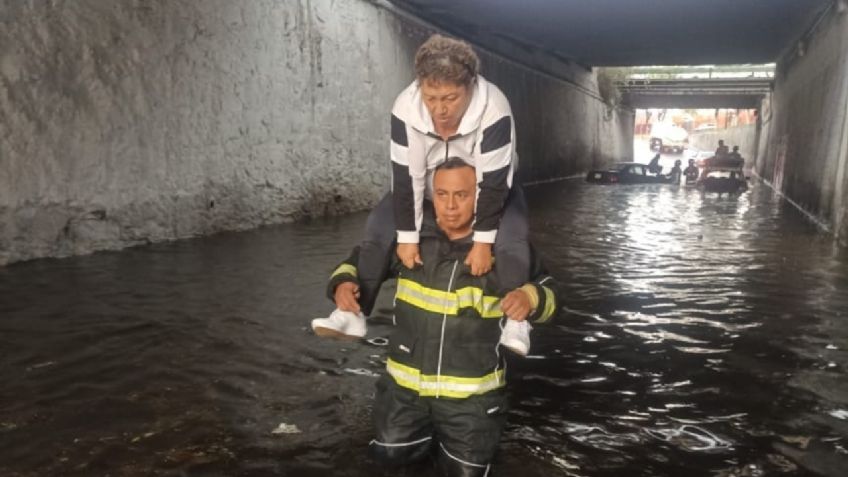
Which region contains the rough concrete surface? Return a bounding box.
[756,6,848,243]
[0,0,630,265]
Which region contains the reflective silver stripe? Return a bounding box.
[386,362,504,396]
[456,288,501,317]
[370,436,432,448]
[396,279,503,318]
[439,442,490,469]
[397,280,456,310]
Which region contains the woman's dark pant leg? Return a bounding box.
[358,192,396,316]
[493,186,530,291]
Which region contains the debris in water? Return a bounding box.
[780,435,811,449]
[26,361,57,371]
[828,409,848,420]
[271,422,302,435]
[366,337,389,347]
[344,368,380,377]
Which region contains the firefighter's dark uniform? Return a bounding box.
[327,226,558,476]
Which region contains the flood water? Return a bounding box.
[1,180,847,476]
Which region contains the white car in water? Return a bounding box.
[650,123,689,154]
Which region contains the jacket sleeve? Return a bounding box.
[325,246,401,304]
[520,245,559,324]
[391,113,426,244]
[473,114,516,244]
[326,246,361,303]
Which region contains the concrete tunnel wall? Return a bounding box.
[756,5,848,245]
[0,0,632,266]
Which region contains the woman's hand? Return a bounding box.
[465,242,493,276]
[397,243,423,269]
[334,281,361,312]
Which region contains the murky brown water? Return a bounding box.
[1,180,847,476]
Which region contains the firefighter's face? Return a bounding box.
[433,164,476,239]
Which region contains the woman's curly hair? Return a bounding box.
[414,34,479,86]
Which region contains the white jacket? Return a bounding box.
[390,75,517,244]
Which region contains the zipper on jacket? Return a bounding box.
[441,133,461,163]
[435,260,459,399]
[495,318,505,386]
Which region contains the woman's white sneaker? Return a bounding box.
[311,309,367,339]
[499,319,531,356]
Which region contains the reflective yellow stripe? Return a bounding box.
[386,358,505,398]
[519,284,540,309]
[331,263,357,279]
[397,278,458,314]
[455,286,502,318]
[395,279,502,318]
[536,286,556,323]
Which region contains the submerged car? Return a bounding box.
[699,169,748,193]
[586,162,673,184]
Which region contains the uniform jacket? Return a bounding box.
[390,75,517,245]
[327,227,557,399]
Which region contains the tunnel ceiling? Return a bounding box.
[389,0,832,66]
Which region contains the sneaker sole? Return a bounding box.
[500,340,529,357]
[312,325,364,341]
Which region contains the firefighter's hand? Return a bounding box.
[397,243,423,269]
[465,242,493,276]
[334,281,361,312]
[501,288,532,322]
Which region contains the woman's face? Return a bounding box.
[420,78,472,134]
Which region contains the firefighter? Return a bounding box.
[324,158,558,476]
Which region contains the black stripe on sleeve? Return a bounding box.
[480,116,511,154]
[474,164,510,232]
[391,114,408,147]
[391,161,416,232]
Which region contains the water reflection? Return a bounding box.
[514,182,848,477]
[1,181,847,476]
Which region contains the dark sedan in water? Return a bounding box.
[586,162,672,184]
